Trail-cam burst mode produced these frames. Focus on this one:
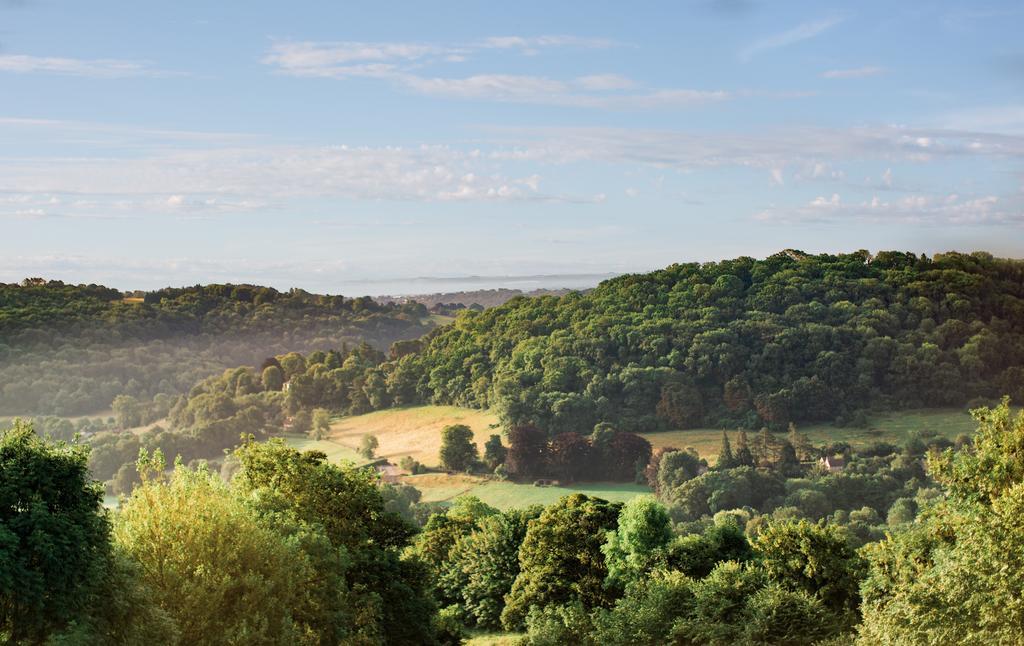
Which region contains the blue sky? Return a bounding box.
[1,0,1022,293]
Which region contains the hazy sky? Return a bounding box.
[1,0,1022,293]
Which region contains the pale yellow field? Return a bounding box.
[327,405,501,465]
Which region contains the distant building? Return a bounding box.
[374,462,409,483]
[819,455,846,472]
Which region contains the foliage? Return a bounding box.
[439,424,478,472]
[0,280,430,416]
[0,421,110,643]
[753,519,866,617]
[501,494,622,629]
[385,251,1024,434]
[666,519,753,578]
[482,434,507,472]
[231,439,437,645]
[443,506,543,629]
[360,433,379,459]
[590,570,695,646]
[859,400,1024,644]
[601,496,673,588]
[113,459,314,644]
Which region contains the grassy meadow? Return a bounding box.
[640,407,981,462]
[325,405,501,464]
[402,473,651,509]
[275,403,989,511]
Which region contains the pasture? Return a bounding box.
[277,404,990,512]
[326,405,501,465]
[639,407,980,462]
[402,473,651,510]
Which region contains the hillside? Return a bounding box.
[393,250,1024,433]
[0,280,433,416]
[376,287,580,309]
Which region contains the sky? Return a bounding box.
[1,0,1022,294]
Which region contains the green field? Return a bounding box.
[640,407,982,462]
[275,404,990,511]
[464,631,521,646]
[402,472,652,510]
[282,434,362,463]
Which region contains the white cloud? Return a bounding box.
[0,54,168,78]
[757,192,1020,225]
[738,17,844,62]
[821,66,885,79]
[573,74,636,91]
[3,117,1022,224]
[262,40,452,77]
[485,124,1024,168]
[263,39,724,110]
[936,105,1024,135]
[478,35,616,50]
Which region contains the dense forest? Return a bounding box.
[135,250,1024,434]
[399,250,1024,433]
[0,279,432,416]
[4,401,1024,644]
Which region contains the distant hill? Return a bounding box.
[395,250,1024,433]
[375,287,581,310]
[0,280,433,416]
[158,250,1024,440]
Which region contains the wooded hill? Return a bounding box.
[0,280,432,416]
[140,250,1024,477]
[388,250,1024,433]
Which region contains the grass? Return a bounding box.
[326,405,501,465]
[402,472,651,510]
[427,313,457,326]
[280,404,989,510]
[281,434,362,463]
[464,631,521,646]
[640,407,982,462]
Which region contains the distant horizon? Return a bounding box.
[5,246,1021,297]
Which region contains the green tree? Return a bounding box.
[439,424,478,472]
[113,457,310,645]
[859,400,1024,644]
[448,506,542,629]
[261,364,284,391]
[310,407,331,440]
[359,433,379,459]
[591,570,695,646]
[602,497,673,588]
[0,421,111,643]
[482,433,508,471]
[112,394,142,429]
[666,520,752,578]
[787,422,816,461]
[231,440,436,644]
[734,430,755,467]
[715,431,735,469]
[502,494,622,629]
[656,450,703,493]
[753,519,865,618]
[409,497,499,607]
